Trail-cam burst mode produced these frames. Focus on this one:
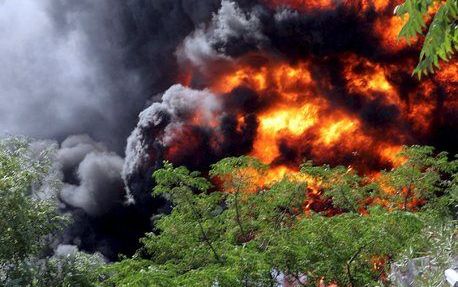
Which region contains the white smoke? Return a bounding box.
[54,244,79,257]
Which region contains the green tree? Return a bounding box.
[300,162,368,213]
[0,138,65,265]
[266,208,424,287]
[396,0,458,76]
[101,155,445,287]
[377,146,455,211]
[209,156,268,243]
[0,137,102,287]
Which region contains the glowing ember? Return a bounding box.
[374,16,410,51]
[343,55,401,106]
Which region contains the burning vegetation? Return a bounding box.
[104,146,456,287]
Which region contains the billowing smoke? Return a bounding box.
[28,135,156,260]
[123,84,223,195]
[0,0,222,258]
[177,0,267,69]
[0,0,221,152]
[58,136,124,216]
[1,0,457,260]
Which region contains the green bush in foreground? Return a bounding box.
[101,147,457,287]
[1,138,455,286]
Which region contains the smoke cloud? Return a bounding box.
[124,84,221,186]
[0,0,221,152]
[60,152,124,216]
[177,0,266,69]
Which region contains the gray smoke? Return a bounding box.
[49,135,135,259]
[177,0,266,70]
[0,0,222,152]
[0,0,135,149]
[56,135,107,174]
[19,134,126,218]
[60,151,124,217]
[123,84,220,189]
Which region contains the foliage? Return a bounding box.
[0,138,65,264]
[101,146,457,287]
[0,137,102,287]
[377,145,455,211]
[300,162,367,213]
[2,251,105,287]
[396,0,458,77]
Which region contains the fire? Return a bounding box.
[252,104,319,162]
[374,16,409,51]
[217,165,314,194]
[204,56,413,174]
[436,61,458,95]
[263,166,314,186]
[119,0,458,279]
[379,145,406,167]
[366,0,391,12]
[212,62,313,95]
[259,105,318,136]
[134,0,457,217]
[344,55,401,106]
[265,0,403,12]
[213,66,269,93]
[319,117,359,146]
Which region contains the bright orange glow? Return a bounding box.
[171,0,456,219]
[436,61,458,95]
[212,62,313,95]
[263,166,319,186]
[374,16,409,51]
[379,145,406,167]
[211,67,267,94]
[203,56,413,173]
[344,55,401,106]
[319,118,359,146]
[264,0,404,12]
[252,104,319,162]
[260,105,318,136]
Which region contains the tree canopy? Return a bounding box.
[101,146,457,287]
